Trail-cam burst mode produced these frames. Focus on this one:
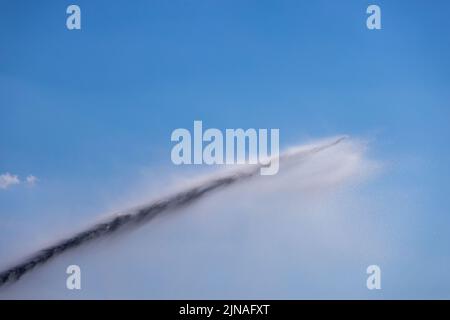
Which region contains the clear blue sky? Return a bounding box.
[1,0,450,298]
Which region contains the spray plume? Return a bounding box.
[0,136,347,287]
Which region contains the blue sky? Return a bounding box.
[1,0,450,298]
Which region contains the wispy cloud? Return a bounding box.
[0,173,38,189]
[0,173,20,189]
[26,175,38,186]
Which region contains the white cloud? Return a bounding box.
[26,175,38,186]
[0,172,20,189]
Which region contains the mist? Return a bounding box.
[0,136,407,299]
